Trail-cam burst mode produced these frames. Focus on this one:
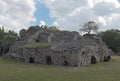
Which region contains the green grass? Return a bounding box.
[24,42,52,48]
[0,56,120,81]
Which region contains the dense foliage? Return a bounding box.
[0,27,18,56]
[19,29,27,37]
[99,29,120,55]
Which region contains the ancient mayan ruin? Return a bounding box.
[2,26,112,67]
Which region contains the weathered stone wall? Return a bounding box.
[51,31,80,42]
[2,27,112,67]
[23,46,79,67]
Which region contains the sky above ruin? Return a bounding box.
[0,0,120,32]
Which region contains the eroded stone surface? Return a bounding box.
[2,26,113,67]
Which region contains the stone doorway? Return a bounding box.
[103,56,110,62]
[29,57,35,63]
[46,56,52,65]
[63,60,69,66]
[36,39,39,42]
[4,48,9,54]
[91,56,97,64]
[108,55,111,60]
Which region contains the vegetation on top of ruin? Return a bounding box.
[80,20,99,34]
[24,42,52,48]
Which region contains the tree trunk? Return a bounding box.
[0,47,2,57]
[88,29,91,34]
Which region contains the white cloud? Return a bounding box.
[51,0,55,2]
[53,21,59,27]
[39,20,46,26]
[0,0,36,32]
[39,0,120,31]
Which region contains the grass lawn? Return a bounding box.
[0,56,120,81]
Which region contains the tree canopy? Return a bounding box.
[80,21,99,34]
[48,26,59,31]
[98,29,120,55]
[0,27,18,56]
[19,29,27,37]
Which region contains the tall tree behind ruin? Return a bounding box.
[19,29,27,37]
[80,21,99,34]
[98,29,120,54]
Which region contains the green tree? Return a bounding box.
[80,21,99,34]
[99,29,120,54]
[48,26,59,31]
[0,27,6,56]
[19,29,27,37]
[0,27,18,56]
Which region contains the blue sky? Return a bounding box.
[33,0,56,26]
[33,0,120,31]
[0,0,120,32]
